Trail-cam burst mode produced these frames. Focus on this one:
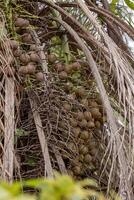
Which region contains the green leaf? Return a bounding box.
[77,179,98,188]
[24,179,46,188]
[0,174,119,200]
[26,158,36,167]
[0,182,21,196]
[15,129,29,137]
[13,194,36,200]
[110,0,119,13]
[71,72,81,80]
[110,0,134,12]
[51,36,62,45]
[0,187,12,200]
[124,0,134,10]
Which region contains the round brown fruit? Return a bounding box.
[84,111,92,120]
[18,66,28,75]
[72,127,80,138]
[13,49,23,57]
[79,145,88,155]
[59,71,68,79]
[15,18,29,27]
[30,53,40,63]
[63,103,71,111]
[73,166,81,175]
[79,119,87,128]
[90,148,97,156]
[54,63,64,72]
[71,62,81,71]
[71,158,80,166]
[77,112,84,121]
[68,142,76,152]
[80,130,89,140]
[89,101,98,108]
[78,139,84,145]
[48,54,57,63]
[87,121,95,128]
[64,82,73,92]
[84,154,92,163]
[88,141,96,150]
[81,99,88,107]
[35,72,44,82]
[64,64,73,74]
[75,87,86,97]
[95,121,101,128]
[21,33,33,44]
[26,63,36,74]
[9,40,19,50]
[19,54,30,64]
[70,118,77,127]
[79,154,84,162]
[90,108,102,119]
[59,121,65,129]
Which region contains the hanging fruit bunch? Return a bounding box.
[8,16,81,178]
[1,11,107,181]
[6,16,43,85]
[47,53,107,179]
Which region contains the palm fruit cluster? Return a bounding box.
[47,55,107,179]
[0,16,46,82]
[0,15,107,180]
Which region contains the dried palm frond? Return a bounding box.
[0,9,15,182]
[37,0,134,199]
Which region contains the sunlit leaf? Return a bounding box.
[124,0,134,10]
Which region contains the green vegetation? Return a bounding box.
[0,174,121,200]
